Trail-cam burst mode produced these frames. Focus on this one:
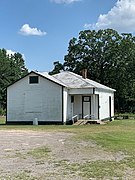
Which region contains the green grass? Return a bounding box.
[115,113,135,116]
[0,116,6,124]
[52,159,124,178]
[27,146,51,159]
[64,161,124,179]
[0,118,135,157]
[90,131,135,153]
[9,171,35,180]
[70,120,135,155]
[1,117,135,178]
[1,117,135,156]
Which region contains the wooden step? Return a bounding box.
[73,120,85,125]
[73,119,106,125]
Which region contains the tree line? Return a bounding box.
[0,29,134,114]
[0,49,28,114]
[50,29,135,113]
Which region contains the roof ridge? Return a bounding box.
[65,71,92,85]
[51,74,68,86]
[67,71,115,91]
[37,71,67,87]
[53,71,115,91]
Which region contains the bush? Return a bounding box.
[0,108,6,116]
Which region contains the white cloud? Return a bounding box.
[19,24,47,36]
[84,23,92,29]
[6,49,16,57]
[84,0,135,33]
[6,49,25,59]
[50,0,81,4]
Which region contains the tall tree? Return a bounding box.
[51,29,135,113]
[0,49,28,110]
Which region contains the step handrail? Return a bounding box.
[83,114,95,120]
[83,114,89,120]
[72,115,78,124]
[89,114,95,120]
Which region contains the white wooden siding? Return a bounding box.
[7,71,115,123]
[95,89,114,120]
[7,73,63,122]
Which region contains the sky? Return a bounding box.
[0,0,135,72]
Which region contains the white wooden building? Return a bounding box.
[7,71,115,124]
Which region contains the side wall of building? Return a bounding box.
[96,89,114,120]
[7,73,63,123]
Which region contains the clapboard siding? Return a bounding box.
[7,73,62,122]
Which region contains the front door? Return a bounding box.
[82,96,91,119]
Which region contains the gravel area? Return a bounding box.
[0,130,134,179]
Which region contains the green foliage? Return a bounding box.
[0,108,6,116]
[0,48,28,110]
[51,29,135,113]
[49,61,64,75]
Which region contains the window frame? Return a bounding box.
[29,76,39,84]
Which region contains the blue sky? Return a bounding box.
[0,0,135,72]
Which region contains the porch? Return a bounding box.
[67,94,100,123]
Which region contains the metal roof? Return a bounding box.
[37,71,67,87]
[8,70,115,92]
[53,71,116,91]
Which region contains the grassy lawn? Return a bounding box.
[1,117,135,179]
[1,117,135,155]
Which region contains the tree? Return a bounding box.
[0,49,28,110]
[51,29,135,113]
[49,61,64,75]
[113,33,135,112]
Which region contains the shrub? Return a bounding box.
[0,108,6,116]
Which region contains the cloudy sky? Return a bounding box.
[0,0,135,72]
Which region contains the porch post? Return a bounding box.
[92,88,96,120]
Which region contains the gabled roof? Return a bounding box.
[53,71,116,92]
[37,71,67,87]
[7,71,67,88]
[7,70,115,92]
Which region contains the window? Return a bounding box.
[83,96,91,102]
[71,96,74,103]
[29,76,39,84]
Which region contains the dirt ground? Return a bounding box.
[0,130,134,180]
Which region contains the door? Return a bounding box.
[82,96,91,119]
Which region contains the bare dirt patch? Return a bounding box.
[0,130,134,179]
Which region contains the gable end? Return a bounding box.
[7,71,65,88]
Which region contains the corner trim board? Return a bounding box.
[62,86,64,125]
